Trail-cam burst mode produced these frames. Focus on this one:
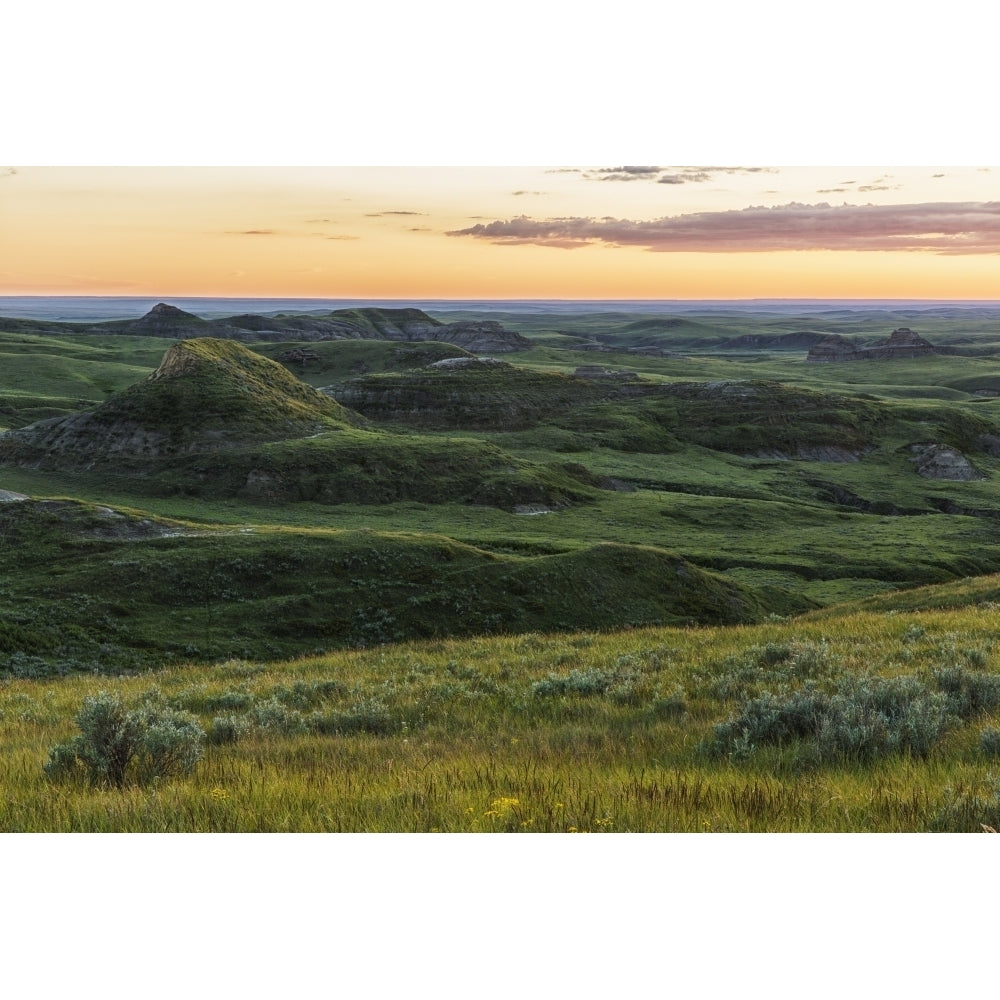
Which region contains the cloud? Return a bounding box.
[447,202,1000,255]
[512,190,545,196]
[817,188,849,194]
[365,210,425,217]
[856,174,899,193]
[657,171,713,184]
[592,166,663,181]
[227,229,277,236]
[1,167,17,179]
[544,168,582,174]
[585,165,778,185]
[326,234,360,241]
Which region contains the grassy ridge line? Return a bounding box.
[804,571,1000,618]
[4,460,1000,607]
[5,605,1000,831]
[156,429,602,509]
[0,499,811,675]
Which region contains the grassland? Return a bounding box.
[6,601,1000,831]
[4,304,1000,831]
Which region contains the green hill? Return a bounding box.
[0,338,357,469]
[0,498,814,675]
[803,572,1000,619]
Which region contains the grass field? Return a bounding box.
[5,305,1000,831]
[6,600,1000,831]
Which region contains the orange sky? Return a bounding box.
[2,166,998,299]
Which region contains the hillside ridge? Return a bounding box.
[0,303,533,353]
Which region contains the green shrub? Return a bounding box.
[209,713,253,745]
[310,698,396,735]
[2,652,100,679]
[980,727,1000,757]
[532,668,620,698]
[709,673,956,763]
[134,702,206,780]
[933,666,1000,716]
[272,679,346,709]
[647,687,687,719]
[817,676,951,761]
[44,690,205,787]
[712,687,827,755]
[251,697,308,735]
[707,640,838,701]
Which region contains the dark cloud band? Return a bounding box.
[447,202,1000,254]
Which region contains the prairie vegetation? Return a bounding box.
[7,605,1000,831]
[4,303,1000,831]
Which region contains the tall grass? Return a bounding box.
[6,606,1000,831]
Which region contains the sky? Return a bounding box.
[3,164,998,300]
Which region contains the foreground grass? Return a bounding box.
[6,607,1000,832]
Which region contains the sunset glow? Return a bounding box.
[2,166,997,300]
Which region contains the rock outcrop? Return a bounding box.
[907,443,985,481]
[427,356,509,370]
[867,328,941,359]
[753,445,868,463]
[416,320,530,354]
[807,328,943,363]
[324,362,610,431]
[131,303,213,335]
[806,336,866,363]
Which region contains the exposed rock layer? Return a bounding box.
[907,443,984,481]
[807,328,944,363]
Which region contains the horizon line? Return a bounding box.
[4,295,1000,304]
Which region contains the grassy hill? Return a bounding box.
[0,498,812,676]
[0,338,355,467]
